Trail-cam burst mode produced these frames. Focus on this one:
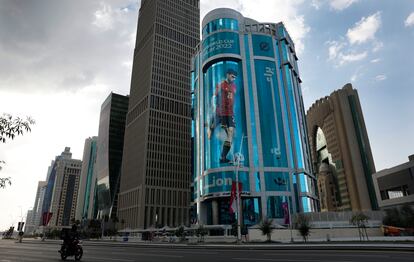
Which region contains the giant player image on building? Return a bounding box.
[207,68,238,164]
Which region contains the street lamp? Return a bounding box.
[234,134,246,243]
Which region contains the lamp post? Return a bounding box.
[234,135,246,243]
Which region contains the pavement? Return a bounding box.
[0,239,413,262]
[17,238,414,251]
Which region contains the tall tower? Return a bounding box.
[48,147,82,227]
[76,137,98,221]
[192,8,318,226]
[118,0,200,228]
[307,84,377,211]
[96,93,128,219]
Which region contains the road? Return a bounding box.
[0,240,413,262]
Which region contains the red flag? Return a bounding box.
[229,181,242,213]
[42,212,53,226]
[282,202,290,225]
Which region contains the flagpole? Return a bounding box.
[234,134,245,243]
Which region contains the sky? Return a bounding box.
[0,0,413,230]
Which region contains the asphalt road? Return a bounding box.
[0,240,413,262]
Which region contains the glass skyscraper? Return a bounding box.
[96,93,129,219]
[192,8,318,226]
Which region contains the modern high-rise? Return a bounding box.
[48,147,82,227]
[118,0,200,228]
[192,8,318,226]
[24,210,34,234]
[30,181,47,232]
[96,93,129,219]
[306,84,378,211]
[76,137,98,221]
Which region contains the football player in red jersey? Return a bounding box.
[207,69,237,163]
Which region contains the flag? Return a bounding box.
[282,202,290,225]
[229,181,242,213]
[42,212,53,226]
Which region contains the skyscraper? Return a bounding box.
[192,8,318,226]
[96,93,128,219]
[118,0,200,229]
[48,147,82,227]
[306,83,377,211]
[76,137,98,221]
[30,181,47,233]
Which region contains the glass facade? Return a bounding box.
[96,93,129,219]
[192,9,317,226]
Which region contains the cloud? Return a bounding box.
[330,0,358,11]
[326,40,366,65]
[347,12,381,45]
[405,12,414,27]
[370,58,381,63]
[92,3,115,31]
[375,74,387,81]
[340,51,367,64]
[201,0,310,55]
[0,0,139,94]
[311,0,322,10]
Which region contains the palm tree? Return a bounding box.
[295,214,311,242]
[259,218,274,242]
[350,212,369,241]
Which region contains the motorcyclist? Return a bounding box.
[62,224,79,252]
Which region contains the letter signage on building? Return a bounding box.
[202,32,240,61]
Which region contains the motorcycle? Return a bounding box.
[58,239,83,261]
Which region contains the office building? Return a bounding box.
[76,137,98,221]
[48,147,82,227]
[118,0,200,229]
[306,84,377,211]
[373,155,414,209]
[192,8,317,226]
[29,181,47,233]
[96,93,128,219]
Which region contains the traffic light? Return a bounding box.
[17,222,25,231]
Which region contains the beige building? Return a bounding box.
[49,147,82,227]
[118,0,200,229]
[306,83,377,211]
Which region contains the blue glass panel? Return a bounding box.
[301,197,312,212]
[202,18,239,36]
[255,60,288,167]
[264,172,290,191]
[252,35,274,57]
[276,43,294,167]
[266,196,292,221]
[203,60,249,169]
[255,172,261,192]
[298,173,309,193]
[203,171,249,195]
[244,35,259,168]
[284,64,304,168]
[243,197,261,226]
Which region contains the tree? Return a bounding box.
[350,212,369,241]
[295,213,311,242]
[0,114,35,188]
[195,224,208,242]
[259,218,274,242]
[175,225,186,242]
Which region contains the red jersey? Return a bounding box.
[215,80,236,116]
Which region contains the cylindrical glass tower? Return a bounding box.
[191,8,318,227]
